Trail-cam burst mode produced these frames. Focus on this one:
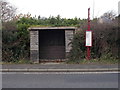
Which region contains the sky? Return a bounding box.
[8,0,120,19]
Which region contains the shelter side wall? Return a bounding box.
[65,30,74,57]
[30,31,39,63]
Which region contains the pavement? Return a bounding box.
[0,63,119,72]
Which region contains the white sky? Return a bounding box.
[8,0,120,19]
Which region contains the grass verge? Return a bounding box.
[1,59,33,64]
[66,58,119,64]
[1,58,119,65]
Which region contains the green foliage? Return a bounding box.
[16,15,82,28]
[68,30,86,61]
[27,15,81,27]
[2,30,30,62]
[2,17,31,62]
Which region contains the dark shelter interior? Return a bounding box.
[39,29,65,59]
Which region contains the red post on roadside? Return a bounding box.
[86,8,92,60]
[87,46,90,60]
[88,8,90,31]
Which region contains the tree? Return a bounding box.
[101,11,116,20]
[0,0,17,22]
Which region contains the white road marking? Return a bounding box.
[2,71,119,74]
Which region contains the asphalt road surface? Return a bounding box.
[2,72,119,88]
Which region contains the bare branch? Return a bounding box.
[0,0,17,22]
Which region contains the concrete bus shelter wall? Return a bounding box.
[29,27,76,63]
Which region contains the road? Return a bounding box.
[2,72,119,88]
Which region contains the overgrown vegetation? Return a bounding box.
[68,15,120,64]
[68,30,86,61]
